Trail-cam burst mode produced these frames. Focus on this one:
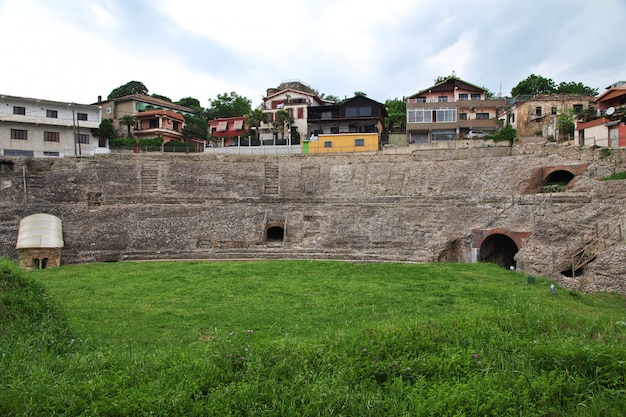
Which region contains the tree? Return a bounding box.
[556,81,598,96]
[119,114,138,152]
[384,98,406,131]
[177,97,201,108]
[206,92,251,119]
[246,109,268,142]
[182,115,208,141]
[95,119,116,141]
[273,110,293,141]
[557,111,575,141]
[354,91,367,97]
[511,74,557,97]
[107,81,149,100]
[323,95,340,103]
[151,93,171,102]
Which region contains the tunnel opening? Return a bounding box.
[266,225,284,242]
[542,170,575,192]
[479,234,519,270]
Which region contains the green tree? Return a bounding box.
[119,114,137,138]
[207,92,251,119]
[182,115,208,141]
[151,94,171,102]
[246,109,269,142]
[176,97,201,108]
[273,110,293,140]
[95,119,116,141]
[107,81,149,100]
[384,98,406,131]
[511,74,557,97]
[557,111,575,141]
[354,91,367,97]
[323,95,340,103]
[556,81,598,96]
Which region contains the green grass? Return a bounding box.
[600,170,626,181]
[2,259,626,416]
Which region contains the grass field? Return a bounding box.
[2,259,626,416]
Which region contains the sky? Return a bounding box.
[1,0,625,108]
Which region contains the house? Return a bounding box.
[406,76,507,144]
[97,94,193,134]
[258,80,332,145]
[500,94,595,140]
[208,116,248,147]
[134,109,204,152]
[0,94,104,157]
[576,81,626,148]
[305,95,387,154]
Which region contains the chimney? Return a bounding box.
[97,95,102,104]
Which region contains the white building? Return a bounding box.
[0,94,105,157]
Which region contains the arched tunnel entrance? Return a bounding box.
[266,222,285,243]
[543,170,575,191]
[479,234,519,270]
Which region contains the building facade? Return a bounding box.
[258,81,332,145]
[208,116,248,147]
[0,94,103,157]
[576,81,626,147]
[501,94,595,140]
[406,77,507,144]
[306,95,387,153]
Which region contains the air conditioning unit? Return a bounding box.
[106,108,112,114]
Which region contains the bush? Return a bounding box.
[487,124,517,143]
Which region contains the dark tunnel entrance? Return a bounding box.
[544,170,575,190]
[479,234,519,270]
[266,225,285,242]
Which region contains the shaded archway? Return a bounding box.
[479,234,519,270]
[544,170,575,188]
[265,221,285,243]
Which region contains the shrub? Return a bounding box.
[487,124,517,143]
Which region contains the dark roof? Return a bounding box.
[408,77,485,98]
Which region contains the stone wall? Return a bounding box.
[1,148,625,293]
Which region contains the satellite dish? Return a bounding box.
[606,107,615,116]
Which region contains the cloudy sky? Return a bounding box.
[1,0,625,108]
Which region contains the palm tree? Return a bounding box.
[119,114,138,152]
[273,110,294,142]
[245,109,268,143]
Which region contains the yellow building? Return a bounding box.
[305,132,379,154]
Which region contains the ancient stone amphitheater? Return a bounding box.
[1,141,625,294]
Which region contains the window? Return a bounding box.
[535,107,542,116]
[415,97,426,103]
[324,141,332,148]
[407,108,432,123]
[4,149,33,157]
[471,93,481,100]
[44,131,60,142]
[438,96,448,102]
[573,104,583,114]
[297,108,304,119]
[46,109,58,118]
[459,94,468,101]
[149,119,159,129]
[11,129,28,140]
[476,113,489,120]
[43,151,60,157]
[434,108,456,123]
[459,113,467,120]
[75,134,90,144]
[321,111,332,119]
[76,112,88,121]
[432,129,456,142]
[354,138,365,146]
[13,106,26,115]
[345,106,372,117]
[173,121,180,131]
[511,113,515,123]
[551,107,558,115]
[330,126,339,134]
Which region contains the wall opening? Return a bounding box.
[542,170,575,192]
[266,225,285,242]
[479,234,519,270]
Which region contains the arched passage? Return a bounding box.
[544,170,575,187]
[479,234,519,270]
[265,221,285,243]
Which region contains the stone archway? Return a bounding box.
[472,228,530,270]
[265,221,285,243]
[479,234,519,269]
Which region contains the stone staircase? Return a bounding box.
[563,222,623,276]
[141,164,159,194]
[263,163,279,196]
